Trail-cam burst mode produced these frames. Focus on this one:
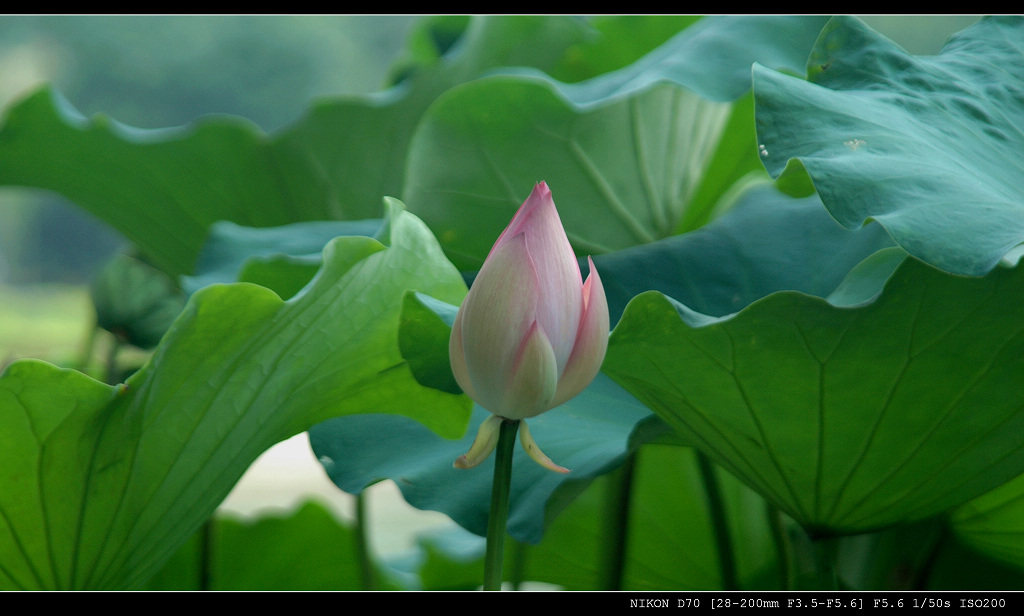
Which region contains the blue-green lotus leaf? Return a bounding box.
[755,16,1024,276]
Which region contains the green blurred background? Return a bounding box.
[0,15,417,362]
[0,16,416,286]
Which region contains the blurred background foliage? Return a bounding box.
[0,15,979,369]
[0,14,983,374]
[0,15,418,364]
[0,14,982,387]
[0,15,974,284]
[0,15,978,288]
[0,15,417,286]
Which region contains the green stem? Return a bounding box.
[911,522,949,590]
[199,517,213,590]
[509,537,526,591]
[767,504,793,590]
[696,451,738,590]
[600,452,637,590]
[483,418,519,591]
[811,534,840,590]
[355,492,376,590]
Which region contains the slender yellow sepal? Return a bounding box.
[454,414,504,469]
[519,420,570,474]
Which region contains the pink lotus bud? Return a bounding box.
[449,182,609,471]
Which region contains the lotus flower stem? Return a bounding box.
[811,535,840,590]
[355,492,376,590]
[599,453,636,590]
[509,538,527,591]
[697,451,738,590]
[198,518,213,590]
[910,523,948,590]
[767,504,794,590]
[483,418,519,590]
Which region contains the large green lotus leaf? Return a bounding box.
[309,371,653,545]
[950,472,1024,572]
[0,17,595,277]
[590,185,894,324]
[754,16,1024,276]
[404,17,829,270]
[145,501,402,590]
[0,88,336,278]
[827,518,945,590]
[604,256,1024,535]
[182,218,383,295]
[385,16,471,81]
[926,534,1024,590]
[392,16,696,87]
[402,78,738,270]
[541,16,829,105]
[547,16,702,83]
[820,517,1024,590]
[829,516,1024,590]
[91,252,187,350]
[409,525,489,590]
[0,203,470,590]
[233,256,324,303]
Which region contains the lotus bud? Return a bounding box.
[450,182,609,472]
